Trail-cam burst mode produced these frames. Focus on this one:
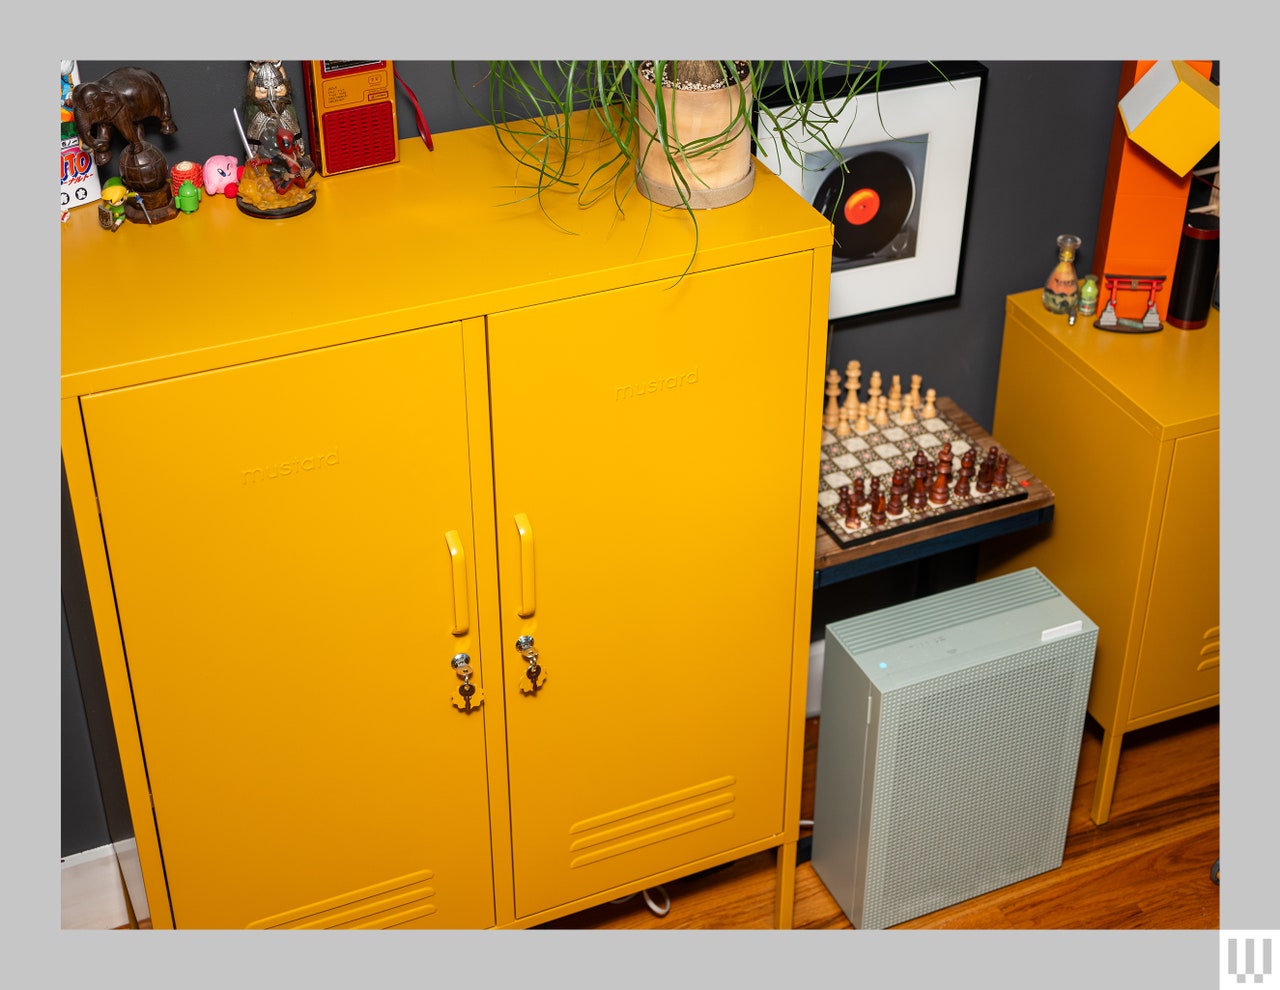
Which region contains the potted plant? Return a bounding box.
[455,60,900,257]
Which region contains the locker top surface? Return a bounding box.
[1004,289,1219,441]
[61,115,832,399]
[825,567,1099,693]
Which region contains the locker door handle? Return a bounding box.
[514,512,536,617]
[444,530,469,635]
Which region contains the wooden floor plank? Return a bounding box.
[545,707,1219,930]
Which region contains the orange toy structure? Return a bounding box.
[1092,61,1214,322]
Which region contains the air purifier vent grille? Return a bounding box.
[827,567,1062,654]
[861,632,1094,929]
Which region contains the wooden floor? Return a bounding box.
[541,706,1220,930]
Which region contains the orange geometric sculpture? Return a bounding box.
[1092,60,1214,322]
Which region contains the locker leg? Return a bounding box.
[1090,726,1125,825]
[773,841,797,929]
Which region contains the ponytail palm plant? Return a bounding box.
[454,60,894,262]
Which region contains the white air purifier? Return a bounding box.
[810,566,1098,930]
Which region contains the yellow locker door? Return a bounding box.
[80,325,495,929]
[488,255,814,919]
[1129,429,1221,720]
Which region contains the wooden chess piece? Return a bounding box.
[909,475,929,511]
[994,451,1010,488]
[954,472,971,498]
[852,477,867,509]
[869,492,887,525]
[921,388,938,419]
[874,394,890,427]
[888,375,902,413]
[909,374,923,410]
[975,458,993,494]
[843,508,861,531]
[835,404,852,437]
[843,360,861,412]
[898,399,916,425]
[854,402,871,434]
[913,450,931,488]
[886,489,904,517]
[824,370,843,430]
[837,485,851,518]
[929,469,951,505]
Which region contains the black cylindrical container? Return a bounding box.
[1166,213,1220,329]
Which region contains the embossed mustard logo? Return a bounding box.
[243,449,340,484]
[616,369,699,401]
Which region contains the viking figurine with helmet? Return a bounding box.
[243,61,302,160]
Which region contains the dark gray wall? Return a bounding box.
[62,603,109,857]
[61,60,1128,856]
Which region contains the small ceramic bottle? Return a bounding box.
[1077,273,1100,317]
[1043,234,1082,315]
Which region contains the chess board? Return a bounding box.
[817,405,1028,548]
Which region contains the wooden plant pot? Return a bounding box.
[635,71,755,209]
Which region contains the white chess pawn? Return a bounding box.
[921,388,938,419]
[875,394,891,427]
[898,398,916,424]
[854,401,871,434]
[888,376,902,413]
[835,403,852,437]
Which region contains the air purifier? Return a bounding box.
[810,566,1097,930]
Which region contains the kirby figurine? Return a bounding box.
[203,155,242,198]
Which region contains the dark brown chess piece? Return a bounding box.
[994,451,1010,489]
[869,492,887,525]
[852,477,867,509]
[976,448,996,494]
[886,489,905,517]
[909,475,930,511]
[929,470,951,505]
[890,467,907,498]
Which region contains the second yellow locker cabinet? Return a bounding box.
[61,117,832,929]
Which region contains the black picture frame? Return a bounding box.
[756,62,987,320]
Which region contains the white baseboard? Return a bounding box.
[62,844,130,930]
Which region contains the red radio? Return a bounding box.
[302,60,400,176]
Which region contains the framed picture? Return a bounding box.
[755,62,986,320]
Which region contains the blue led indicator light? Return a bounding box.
[879,662,888,669]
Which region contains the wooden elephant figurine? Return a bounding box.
[71,66,177,168]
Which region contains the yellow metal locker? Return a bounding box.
[60,113,831,928]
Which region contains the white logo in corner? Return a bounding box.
[1223,932,1277,986]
